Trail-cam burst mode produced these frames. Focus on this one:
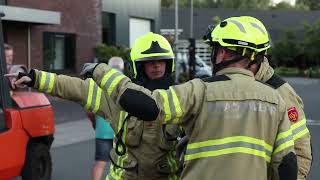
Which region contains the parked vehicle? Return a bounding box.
[0,13,55,180]
[176,52,212,79]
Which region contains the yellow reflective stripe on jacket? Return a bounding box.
[274,129,294,154]
[166,150,179,180]
[159,88,183,124]
[93,87,102,113]
[106,170,119,180]
[166,154,174,175]
[170,87,183,124]
[170,150,178,172]
[39,71,55,93]
[100,69,126,96]
[84,79,102,113]
[159,90,171,121]
[115,111,128,177]
[185,136,273,162]
[108,165,122,180]
[291,118,309,141]
[166,150,178,173]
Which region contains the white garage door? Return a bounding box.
[129,17,151,47]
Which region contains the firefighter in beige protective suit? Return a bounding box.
[203,16,312,180]
[255,58,312,180]
[9,33,181,180]
[10,16,298,180]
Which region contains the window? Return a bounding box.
[102,12,116,45]
[43,32,75,73]
[0,0,6,5]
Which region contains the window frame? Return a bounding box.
[43,32,76,74]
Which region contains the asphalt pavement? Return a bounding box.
[47,95,88,124]
[284,77,320,120]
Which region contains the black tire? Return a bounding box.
[21,142,52,180]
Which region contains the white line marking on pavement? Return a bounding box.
[307,119,320,126]
[52,118,95,148]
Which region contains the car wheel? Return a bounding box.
[22,142,52,180]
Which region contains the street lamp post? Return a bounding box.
[190,0,193,38]
[189,0,195,79]
[175,0,179,44]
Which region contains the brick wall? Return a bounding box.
[4,21,29,66]
[6,0,102,73]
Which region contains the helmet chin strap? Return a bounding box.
[246,54,264,69]
[133,72,174,91]
[212,55,245,75]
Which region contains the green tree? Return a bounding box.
[296,0,320,10]
[303,21,320,66]
[94,44,132,76]
[295,0,310,10]
[94,44,130,64]
[161,0,174,8]
[271,30,302,67]
[271,2,293,9]
[217,0,270,10]
[161,0,270,9]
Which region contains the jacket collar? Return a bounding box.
[216,67,254,77]
[254,57,275,82]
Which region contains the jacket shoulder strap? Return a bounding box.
[202,75,231,82]
[265,74,286,89]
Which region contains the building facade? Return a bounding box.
[102,0,161,47]
[1,0,102,73]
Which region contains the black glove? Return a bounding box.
[80,63,99,79]
[18,69,36,87]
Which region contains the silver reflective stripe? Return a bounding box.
[167,89,177,124]
[275,134,293,148]
[106,174,115,180]
[292,124,308,139]
[250,22,266,35]
[186,141,272,157]
[44,72,51,91]
[103,71,122,95]
[227,19,246,33]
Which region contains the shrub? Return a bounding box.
[94,44,132,77]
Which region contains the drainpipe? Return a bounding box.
[27,24,31,92]
[27,24,31,69]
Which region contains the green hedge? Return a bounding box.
[94,44,133,77]
[275,67,320,78]
[94,44,130,63]
[303,67,320,78]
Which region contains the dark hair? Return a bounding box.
[4,43,13,51]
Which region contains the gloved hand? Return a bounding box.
[5,69,36,89]
[80,63,98,79]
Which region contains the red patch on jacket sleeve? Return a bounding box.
[287,107,299,123]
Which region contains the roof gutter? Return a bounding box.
[0,5,60,25]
